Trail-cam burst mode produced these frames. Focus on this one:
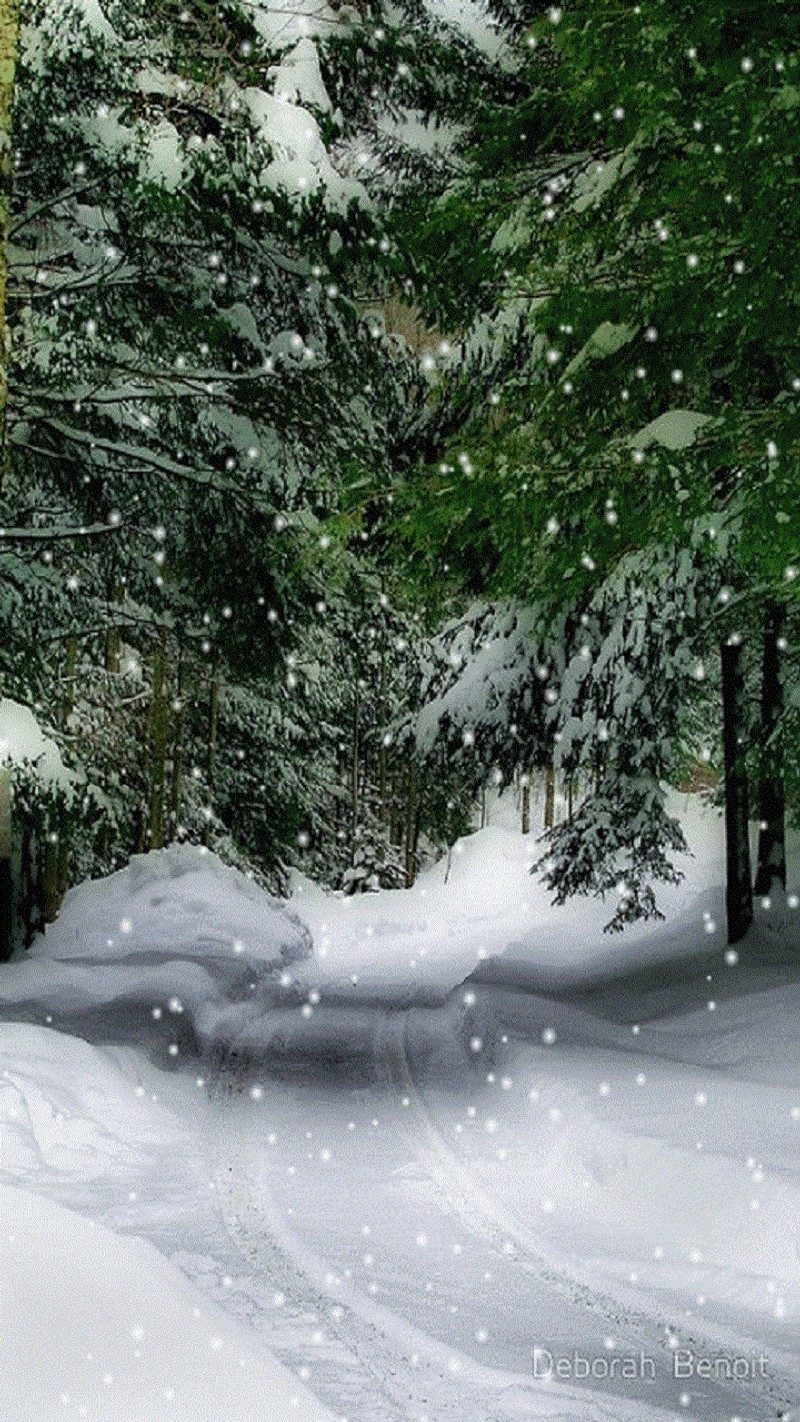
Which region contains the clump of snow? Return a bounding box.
[0,698,70,787]
[269,37,332,113]
[72,0,117,41]
[231,44,366,210]
[630,408,711,451]
[572,147,632,211]
[562,321,634,378]
[142,119,184,191]
[0,1182,332,1421]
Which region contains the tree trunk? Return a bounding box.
[0,767,11,960]
[754,601,786,897]
[61,636,77,727]
[168,652,185,842]
[352,676,360,841]
[42,835,61,923]
[544,763,555,829]
[202,660,219,847]
[0,0,19,492]
[404,760,418,887]
[721,639,753,943]
[0,0,21,948]
[147,635,169,851]
[521,774,530,835]
[104,580,123,673]
[378,649,387,827]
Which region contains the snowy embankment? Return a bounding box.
[0,844,311,1061]
[290,792,800,1001]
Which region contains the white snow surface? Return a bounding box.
[1,799,799,1420]
[630,408,712,451]
[269,38,332,112]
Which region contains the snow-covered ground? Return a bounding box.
[1,796,799,1421]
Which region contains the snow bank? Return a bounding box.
[0,1183,332,1421]
[32,844,308,966]
[0,1023,193,1189]
[290,794,771,1001]
[0,846,310,1057]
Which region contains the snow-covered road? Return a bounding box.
[199,989,799,1422]
[2,816,799,1421]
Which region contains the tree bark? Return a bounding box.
[62,636,77,727]
[202,660,219,847]
[42,835,61,923]
[753,601,786,897]
[404,760,418,887]
[521,774,530,835]
[721,639,753,943]
[168,652,185,842]
[0,4,17,952]
[147,635,168,851]
[0,767,11,959]
[351,675,360,842]
[544,763,555,829]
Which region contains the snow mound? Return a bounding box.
[290,796,736,1002]
[0,1183,332,1421]
[32,843,309,967]
[0,848,310,1058]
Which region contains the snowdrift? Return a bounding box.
[291,794,800,1003]
[0,1182,332,1421]
[0,845,310,1059]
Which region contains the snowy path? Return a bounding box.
[197,995,799,1422]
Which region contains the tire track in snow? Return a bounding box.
[383,1009,799,1422]
[205,1046,575,1422]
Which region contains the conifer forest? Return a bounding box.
[0,5,799,1421]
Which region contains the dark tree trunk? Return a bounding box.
[104,582,122,674]
[544,763,555,829]
[202,661,219,848]
[404,760,418,887]
[62,636,77,727]
[0,0,19,491]
[168,652,185,843]
[147,635,169,851]
[352,676,360,841]
[521,775,530,835]
[753,601,786,897]
[0,769,11,960]
[721,639,753,943]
